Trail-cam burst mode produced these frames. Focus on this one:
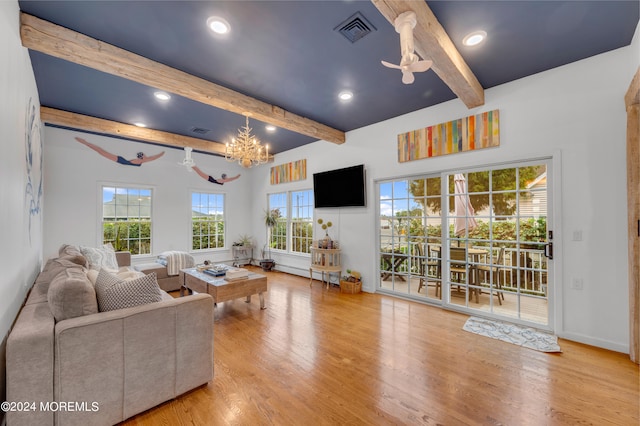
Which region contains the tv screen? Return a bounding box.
[313,164,366,208]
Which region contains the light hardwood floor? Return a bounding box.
[123,266,639,425]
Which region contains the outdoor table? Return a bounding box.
[380,247,407,281]
[430,245,488,288]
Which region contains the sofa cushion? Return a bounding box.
[87,268,145,287]
[34,257,85,291]
[135,263,170,280]
[48,267,98,322]
[95,269,162,312]
[80,245,119,272]
[58,244,88,267]
[116,269,146,281]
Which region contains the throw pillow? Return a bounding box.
[86,269,99,286]
[58,244,88,267]
[95,269,162,312]
[47,267,98,322]
[80,245,119,272]
[35,257,85,289]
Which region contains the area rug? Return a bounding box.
[463,316,561,353]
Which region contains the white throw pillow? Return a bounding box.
[80,245,119,272]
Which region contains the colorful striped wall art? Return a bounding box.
[397,109,500,163]
[270,159,307,184]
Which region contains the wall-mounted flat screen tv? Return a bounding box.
[313,164,366,208]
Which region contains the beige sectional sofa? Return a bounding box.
[6,245,214,426]
[134,262,181,292]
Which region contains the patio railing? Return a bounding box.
[380,244,548,297]
[491,247,547,296]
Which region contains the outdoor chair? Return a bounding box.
[449,247,479,303]
[417,243,441,297]
[476,247,505,305]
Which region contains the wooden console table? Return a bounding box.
[309,247,341,289]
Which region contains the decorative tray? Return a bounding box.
[202,264,229,276]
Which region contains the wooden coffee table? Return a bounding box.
[179,268,267,309]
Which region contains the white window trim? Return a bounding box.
[268,189,314,256]
[189,189,227,253]
[98,181,155,257]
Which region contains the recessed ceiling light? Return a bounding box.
[207,16,230,35]
[154,91,171,101]
[463,30,487,47]
[265,125,276,132]
[338,90,353,101]
[133,122,147,128]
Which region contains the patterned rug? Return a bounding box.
[463,316,561,353]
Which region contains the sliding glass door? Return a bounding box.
[379,177,443,301]
[377,160,552,327]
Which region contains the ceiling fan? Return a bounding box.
[179,146,195,169]
[381,11,432,85]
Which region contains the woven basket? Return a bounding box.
[340,280,362,294]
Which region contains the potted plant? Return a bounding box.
[233,234,253,247]
[260,208,280,271]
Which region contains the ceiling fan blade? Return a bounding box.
[381,60,402,70]
[407,60,433,73]
[402,71,415,84]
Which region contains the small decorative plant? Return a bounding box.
[264,209,280,229]
[317,218,332,237]
[233,234,253,247]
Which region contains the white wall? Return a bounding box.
[251,28,639,353]
[0,0,43,410]
[43,128,253,266]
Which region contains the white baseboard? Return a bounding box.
[557,331,628,354]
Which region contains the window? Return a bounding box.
[191,192,225,250]
[267,189,314,255]
[268,192,287,251]
[102,186,152,255]
[291,190,314,253]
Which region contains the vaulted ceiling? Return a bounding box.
[18,0,639,157]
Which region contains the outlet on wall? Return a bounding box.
[571,278,584,290]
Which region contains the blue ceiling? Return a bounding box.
[19,1,640,155]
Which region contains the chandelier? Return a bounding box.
[225,113,269,168]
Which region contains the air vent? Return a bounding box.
[190,127,211,135]
[335,12,376,44]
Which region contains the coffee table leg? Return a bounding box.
[245,295,251,303]
[259,292,266,309]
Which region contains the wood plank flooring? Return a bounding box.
[123,266,639,425]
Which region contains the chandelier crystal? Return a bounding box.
[225,113,269,168]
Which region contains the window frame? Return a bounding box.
[100,183,154,256]
[375,158,553,329]
[267,188,314,256]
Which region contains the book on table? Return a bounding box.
[225,268,249,280]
